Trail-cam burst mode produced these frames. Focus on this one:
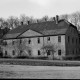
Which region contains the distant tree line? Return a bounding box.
[0,11,80,37]
[60,11,80,30]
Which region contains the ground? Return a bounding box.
[0,64,80,79]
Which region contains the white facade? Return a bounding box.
[44,35,66,59]
[2,30,66,59]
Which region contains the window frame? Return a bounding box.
[5,51,7,56]
[28,38,31,44]
[5,41,7,46]
[58,36,61,42]
[12,41,15,45]
[20,39,22,44]
[38,50,41,55]
[12,50,15,56]
[38,38,40,44]
[72,37,74,44]
[47,37,50,41]
[58,50,61,55]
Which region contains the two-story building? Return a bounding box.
[1,16,80,60]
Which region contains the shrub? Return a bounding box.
[36,57,48,60]
[3,56,11,58]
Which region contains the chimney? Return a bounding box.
[27,21,30,25]
[56,15,59,24]
[21,21,23,25]
[53,17,56,21]
[37,19,39,23]
[45,18,47,22]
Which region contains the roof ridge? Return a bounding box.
[2,19,69,39]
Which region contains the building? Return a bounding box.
[1,16,80,60]
[78,31,80,58]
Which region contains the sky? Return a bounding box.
[0,0,80,19]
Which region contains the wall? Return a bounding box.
[2,29,44,58]
[20,29,42,37]
[2,29,66,60]
[2,39,19,58]
[65,26,79,58]
[44,35,66,60]
[22,37,44,57]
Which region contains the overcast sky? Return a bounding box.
[0,0,80,19]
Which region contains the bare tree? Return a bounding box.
[41,44,56,60]
[0,18,5,28]
[70,13,79,26]
[14,39,32,58]
[59,12,80,30]
[70,12,80,30]
[19,14,32,25]
[7,16,19,29]
[40,15,49,22]
[60,14,69,21]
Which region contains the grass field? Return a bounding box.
[1,59,80,79]
[0,64,80,79]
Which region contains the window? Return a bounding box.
[3,41,7,46]
[20,39,22,44]
[79,38,80,44]
[28,39,31,44]
[47,37,50,41]
[5,51,7,56]
[12,50,15,55]
[28,50,31,55]
[38,50,41,55]
[58,36,61,42]
[72,37,74,43]
[79,48,80,52]
[73,50,74,54]
[47,50,51,55]
[5,41,7,46]
[38,38,40,44]
[76,49,77,54]
[20,50,23,55]
[6,41,7,45]
[12,41,15,45]
[76,39,77,44]
[58,50,61,55]
[68,36,70,43]
[20,50,23,54]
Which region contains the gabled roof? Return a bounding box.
[3,19,71,39]
[40,29,67,35]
